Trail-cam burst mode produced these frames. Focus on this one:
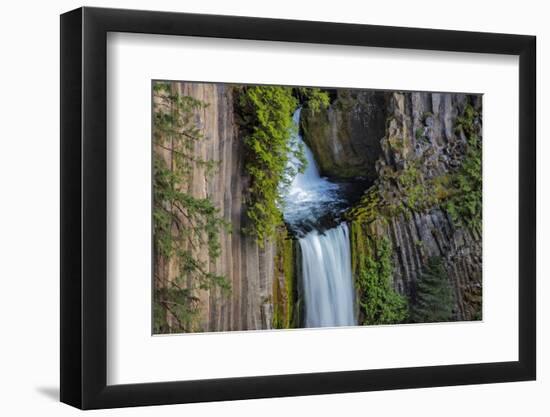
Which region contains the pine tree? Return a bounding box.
[152,82,231,333]
[410,256,454,323]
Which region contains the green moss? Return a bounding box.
[445,104,482,232]
[272,227,296,329]
[344,99,482,328]
[365,101,481,231]
[376,161,439,216]
[350,223,408,325]
[388,135,405,152]
[346,187,380,224]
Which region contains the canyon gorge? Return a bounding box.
[153,81,482,333]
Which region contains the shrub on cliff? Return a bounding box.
[237,86,330,243]
[237,85,299,243]
[355,236,408,325]
[445,103,482,232]
[410,256,454,323]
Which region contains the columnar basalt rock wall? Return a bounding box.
[154,82,292,332]
[300,90,387,180]
[156,84,482,331]
[382,92,482,320]
[304,91,483,321]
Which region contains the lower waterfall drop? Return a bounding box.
[283,108,356,328]
[299,223,355,327]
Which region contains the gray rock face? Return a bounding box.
[154,83,277,332]
[301,90,386,180]
[348,91,483,321]
[386,208,482,320]
[155,84,483,331]
[384,93,482,320]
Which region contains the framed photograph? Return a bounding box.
[60,6,536,409]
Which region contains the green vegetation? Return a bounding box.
[152,82,231,333]
[445,104,482,231]
[345,99,481,327]
[296,87,331,115]
[367,102,482,230]
[237,85,329,243]
[410,257,454,323]
[237,86,298,243]
[351,223,408,325]
[272,228,297,329]
[396,163,428,210]
[415,127,422,140]
[346,187,381,224]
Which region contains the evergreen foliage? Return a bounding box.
[355,235,408,325]
[445,104,482,231]
[296,87,331,115]
[358,101,482,232]
[410,256,454,323]
[152,82,231,333]
[237,85,329,243]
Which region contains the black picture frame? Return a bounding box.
[60,6,536,410]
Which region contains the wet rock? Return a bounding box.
[300,90,387,180]
[349,91,483,321]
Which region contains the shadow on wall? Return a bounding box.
[35,386,59,401]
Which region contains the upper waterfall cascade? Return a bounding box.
[282,108,356,328]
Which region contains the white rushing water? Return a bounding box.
[283,109,356,327]
[299,224,356,327]
[282,110,342,233]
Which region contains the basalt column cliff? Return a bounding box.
[302,90,482,322]
[153,82,482,333]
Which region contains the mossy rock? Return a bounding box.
[272,226,298,329]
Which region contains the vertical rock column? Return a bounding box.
[155,82,280,332]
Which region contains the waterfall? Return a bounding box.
[283,109,356,328]
[299,224,356,327]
